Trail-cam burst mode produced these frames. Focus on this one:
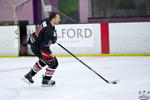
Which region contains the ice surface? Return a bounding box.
[0,56,150,100]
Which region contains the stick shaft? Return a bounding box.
[57,43,109,83]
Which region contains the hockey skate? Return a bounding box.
[41,78,56,87]
[22,72,34,85]
[41,79,56,87]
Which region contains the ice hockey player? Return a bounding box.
[22,12,61,87]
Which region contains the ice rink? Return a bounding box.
[0,56,150,100]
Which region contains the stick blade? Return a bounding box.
[108,79,120,84]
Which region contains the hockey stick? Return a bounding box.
[57,43,119,84]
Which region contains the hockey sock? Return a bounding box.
[32,60,46,73]
[44,67,56,80]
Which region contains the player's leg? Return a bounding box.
[23,59,46,84]
[42,56,58,86]
[23,44,46,84]
[39,50,58,86]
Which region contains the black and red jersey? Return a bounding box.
[27,17,57,53]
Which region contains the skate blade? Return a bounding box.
[21,78,32,85]
[41,84,55,87]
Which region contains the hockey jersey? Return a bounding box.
[27,17,57,53]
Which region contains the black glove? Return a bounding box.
[52,36,57,44]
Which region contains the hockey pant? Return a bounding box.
[31,44,58,77]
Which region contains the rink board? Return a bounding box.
[0,26,20,56]
[0,22,150,56]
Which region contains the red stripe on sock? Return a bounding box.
[36,62,42,69]
[32,67,38,72]
[46,68,55,72]
[101,23,110,54]
[45,72,53,76]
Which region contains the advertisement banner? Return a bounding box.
[55,24,94,47]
